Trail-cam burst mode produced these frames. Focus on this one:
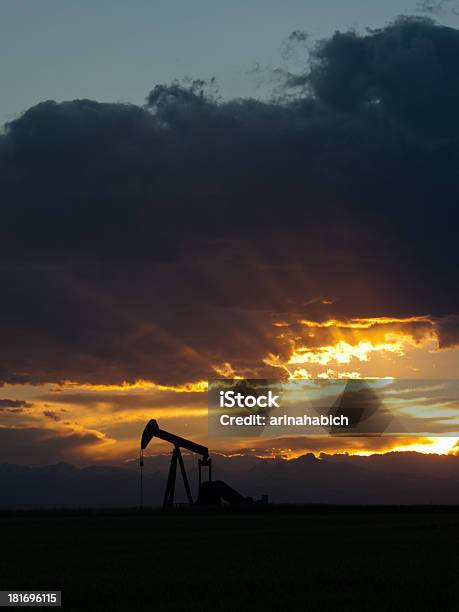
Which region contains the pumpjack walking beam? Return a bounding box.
[140,419,211,509]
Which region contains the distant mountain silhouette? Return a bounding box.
[0,452,458,509]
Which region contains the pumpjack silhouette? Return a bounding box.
[140,420,264,509]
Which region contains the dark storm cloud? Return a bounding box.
[0,399,32,410]
[38,389,206,411]
[43,410,62,421]
[0,17,458,385]
[435,314,459,348]
[0,427,104,465]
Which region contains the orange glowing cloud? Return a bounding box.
[57,379,208,393]
[263,315,438,379]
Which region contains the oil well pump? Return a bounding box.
[140,419,212,509]
[140,419,263,509]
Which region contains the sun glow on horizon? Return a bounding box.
[253,437,458,460]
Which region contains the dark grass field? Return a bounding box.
[1,506,458,611]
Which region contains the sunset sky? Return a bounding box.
[1,2,459,466]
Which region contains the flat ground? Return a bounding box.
[1,507,458,611]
